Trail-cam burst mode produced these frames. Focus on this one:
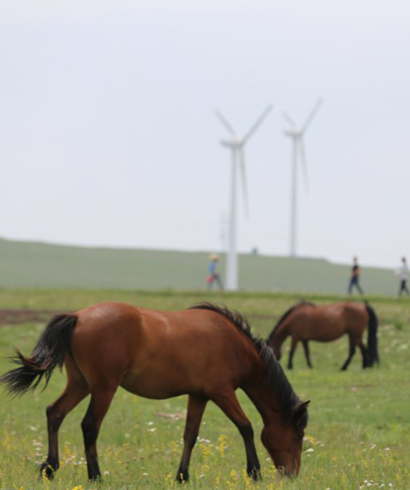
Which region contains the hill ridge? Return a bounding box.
[0,237,396,295]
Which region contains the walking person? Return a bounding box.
[207,254,223,291]
[396,257,409,297]
[348,256,364,295]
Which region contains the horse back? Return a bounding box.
[304,303,367,340]
[286,303,349,341]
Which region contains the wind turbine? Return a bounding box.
[215,104,273,291]
[283,98,323,257]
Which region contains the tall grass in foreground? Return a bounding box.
[0,290,409,489]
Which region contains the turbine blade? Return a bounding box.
[299,138,309,193]
[214,109,236,136]
[283,112,296,127]
[243,104,273,142]
[239,149,250,218]
[302,98,323,133]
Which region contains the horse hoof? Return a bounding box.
[176,471,189,483]
[39,462,56,480]
[248,468,262,481]
[87,472,102,482]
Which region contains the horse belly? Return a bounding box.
[120,353,213,400]
[120,370,193,399]
[292,321,344,342]
[309,330,344,342]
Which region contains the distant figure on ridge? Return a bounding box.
[348,256,364,295]
[207,254,223,291]
[395,257,409,297]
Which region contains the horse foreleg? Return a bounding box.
[302,340,313,368]
[40,381,89,479]
[211,389,261,480]
[341,339,356,371]
[288,339,298,369]
[176,395,208,483]
[81,386,117,480]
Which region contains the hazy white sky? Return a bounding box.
[1,0,409,268]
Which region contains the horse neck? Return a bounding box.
[243,356,294,427]
[270,321,290,353]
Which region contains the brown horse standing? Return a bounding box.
[1,302,309,482]
[267,302,379,371]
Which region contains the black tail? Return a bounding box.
[0,315,77,396]
[365,303,379,367]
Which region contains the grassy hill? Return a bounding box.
[0,237,398,295]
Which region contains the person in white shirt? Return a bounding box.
[396,257,409,297]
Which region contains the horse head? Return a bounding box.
[261,400,310,477]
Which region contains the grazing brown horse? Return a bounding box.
[1,302,309,482]
[267,301,379,371]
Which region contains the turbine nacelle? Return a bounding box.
[220,138,243,148]
[284,129,303,138]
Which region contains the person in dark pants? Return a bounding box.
[396,257,409,297]
[348,257,364,295]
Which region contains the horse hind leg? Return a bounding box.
[81,385,118,480]
[341,337,356,371]
[176,395,208,483]
[358,341,369,369]
[41,378,90,479]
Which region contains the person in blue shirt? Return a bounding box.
[207,254,223,291]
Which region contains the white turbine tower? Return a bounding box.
[283,98,323,257]
[215,105,273,291]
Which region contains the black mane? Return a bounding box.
[267,301,316,345]
[189,302,301,421]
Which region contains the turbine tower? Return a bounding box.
[283,98,323,257]
[215,105,272,291]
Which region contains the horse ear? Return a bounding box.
[295,400,310,412]
[292,400,310,429]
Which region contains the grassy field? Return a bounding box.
[0,237,400,295]
[0,289,409,490]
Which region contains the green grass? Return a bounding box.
[0,289,409,489]
[0,237,400,295]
